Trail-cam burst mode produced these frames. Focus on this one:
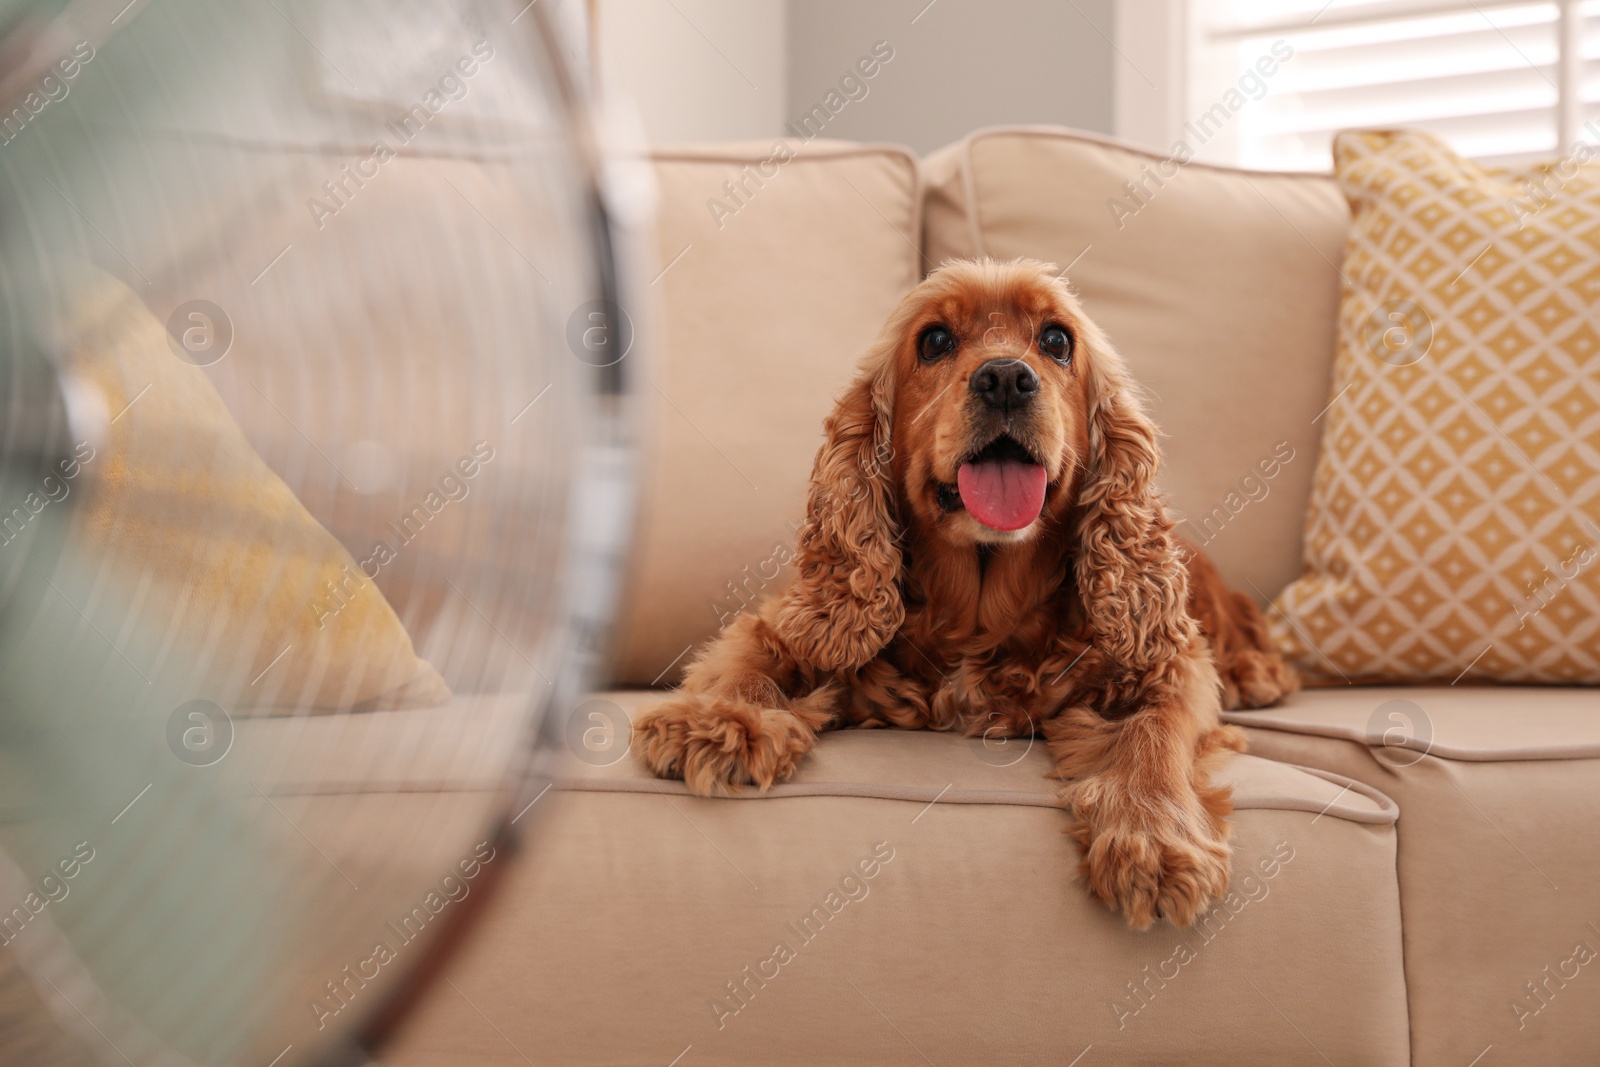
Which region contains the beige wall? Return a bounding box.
[786,0,1116,155]
[597,0,1117,152]
[597,0,788,143]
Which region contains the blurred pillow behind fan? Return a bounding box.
[66,270,450,711]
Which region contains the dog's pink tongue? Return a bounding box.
[957,460,1048,531]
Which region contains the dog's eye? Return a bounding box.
[918,325,956,362]
[1040,324,1074,363]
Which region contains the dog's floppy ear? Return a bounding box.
[1071,332,1196,674]
[774,361,903,672]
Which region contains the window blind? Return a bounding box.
[1193,0,1592,169]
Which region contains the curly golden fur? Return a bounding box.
[633,258,1298,929]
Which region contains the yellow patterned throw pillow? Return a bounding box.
[1272,130,1600,684]
[68,273,452,710]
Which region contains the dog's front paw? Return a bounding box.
[1218,648,1301,711]
[1068,780,1232,930]
[631,693,816,796]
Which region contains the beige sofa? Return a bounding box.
[386,130,1600,1066]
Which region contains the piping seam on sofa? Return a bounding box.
[550,765,1397,826]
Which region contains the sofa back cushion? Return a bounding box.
[922,127,1349,602]
[610,141,922,686]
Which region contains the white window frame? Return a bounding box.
[1114,0,1190,154]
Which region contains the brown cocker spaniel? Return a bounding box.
[633,257,1298,929]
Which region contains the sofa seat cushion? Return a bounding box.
[921,126,1349,604]
[1227,687,1600,1067]
[1227,684,1600,761]
[384,690,1407,1067]
[229,689,532,793]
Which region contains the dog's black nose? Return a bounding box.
[969,358,1038,411]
